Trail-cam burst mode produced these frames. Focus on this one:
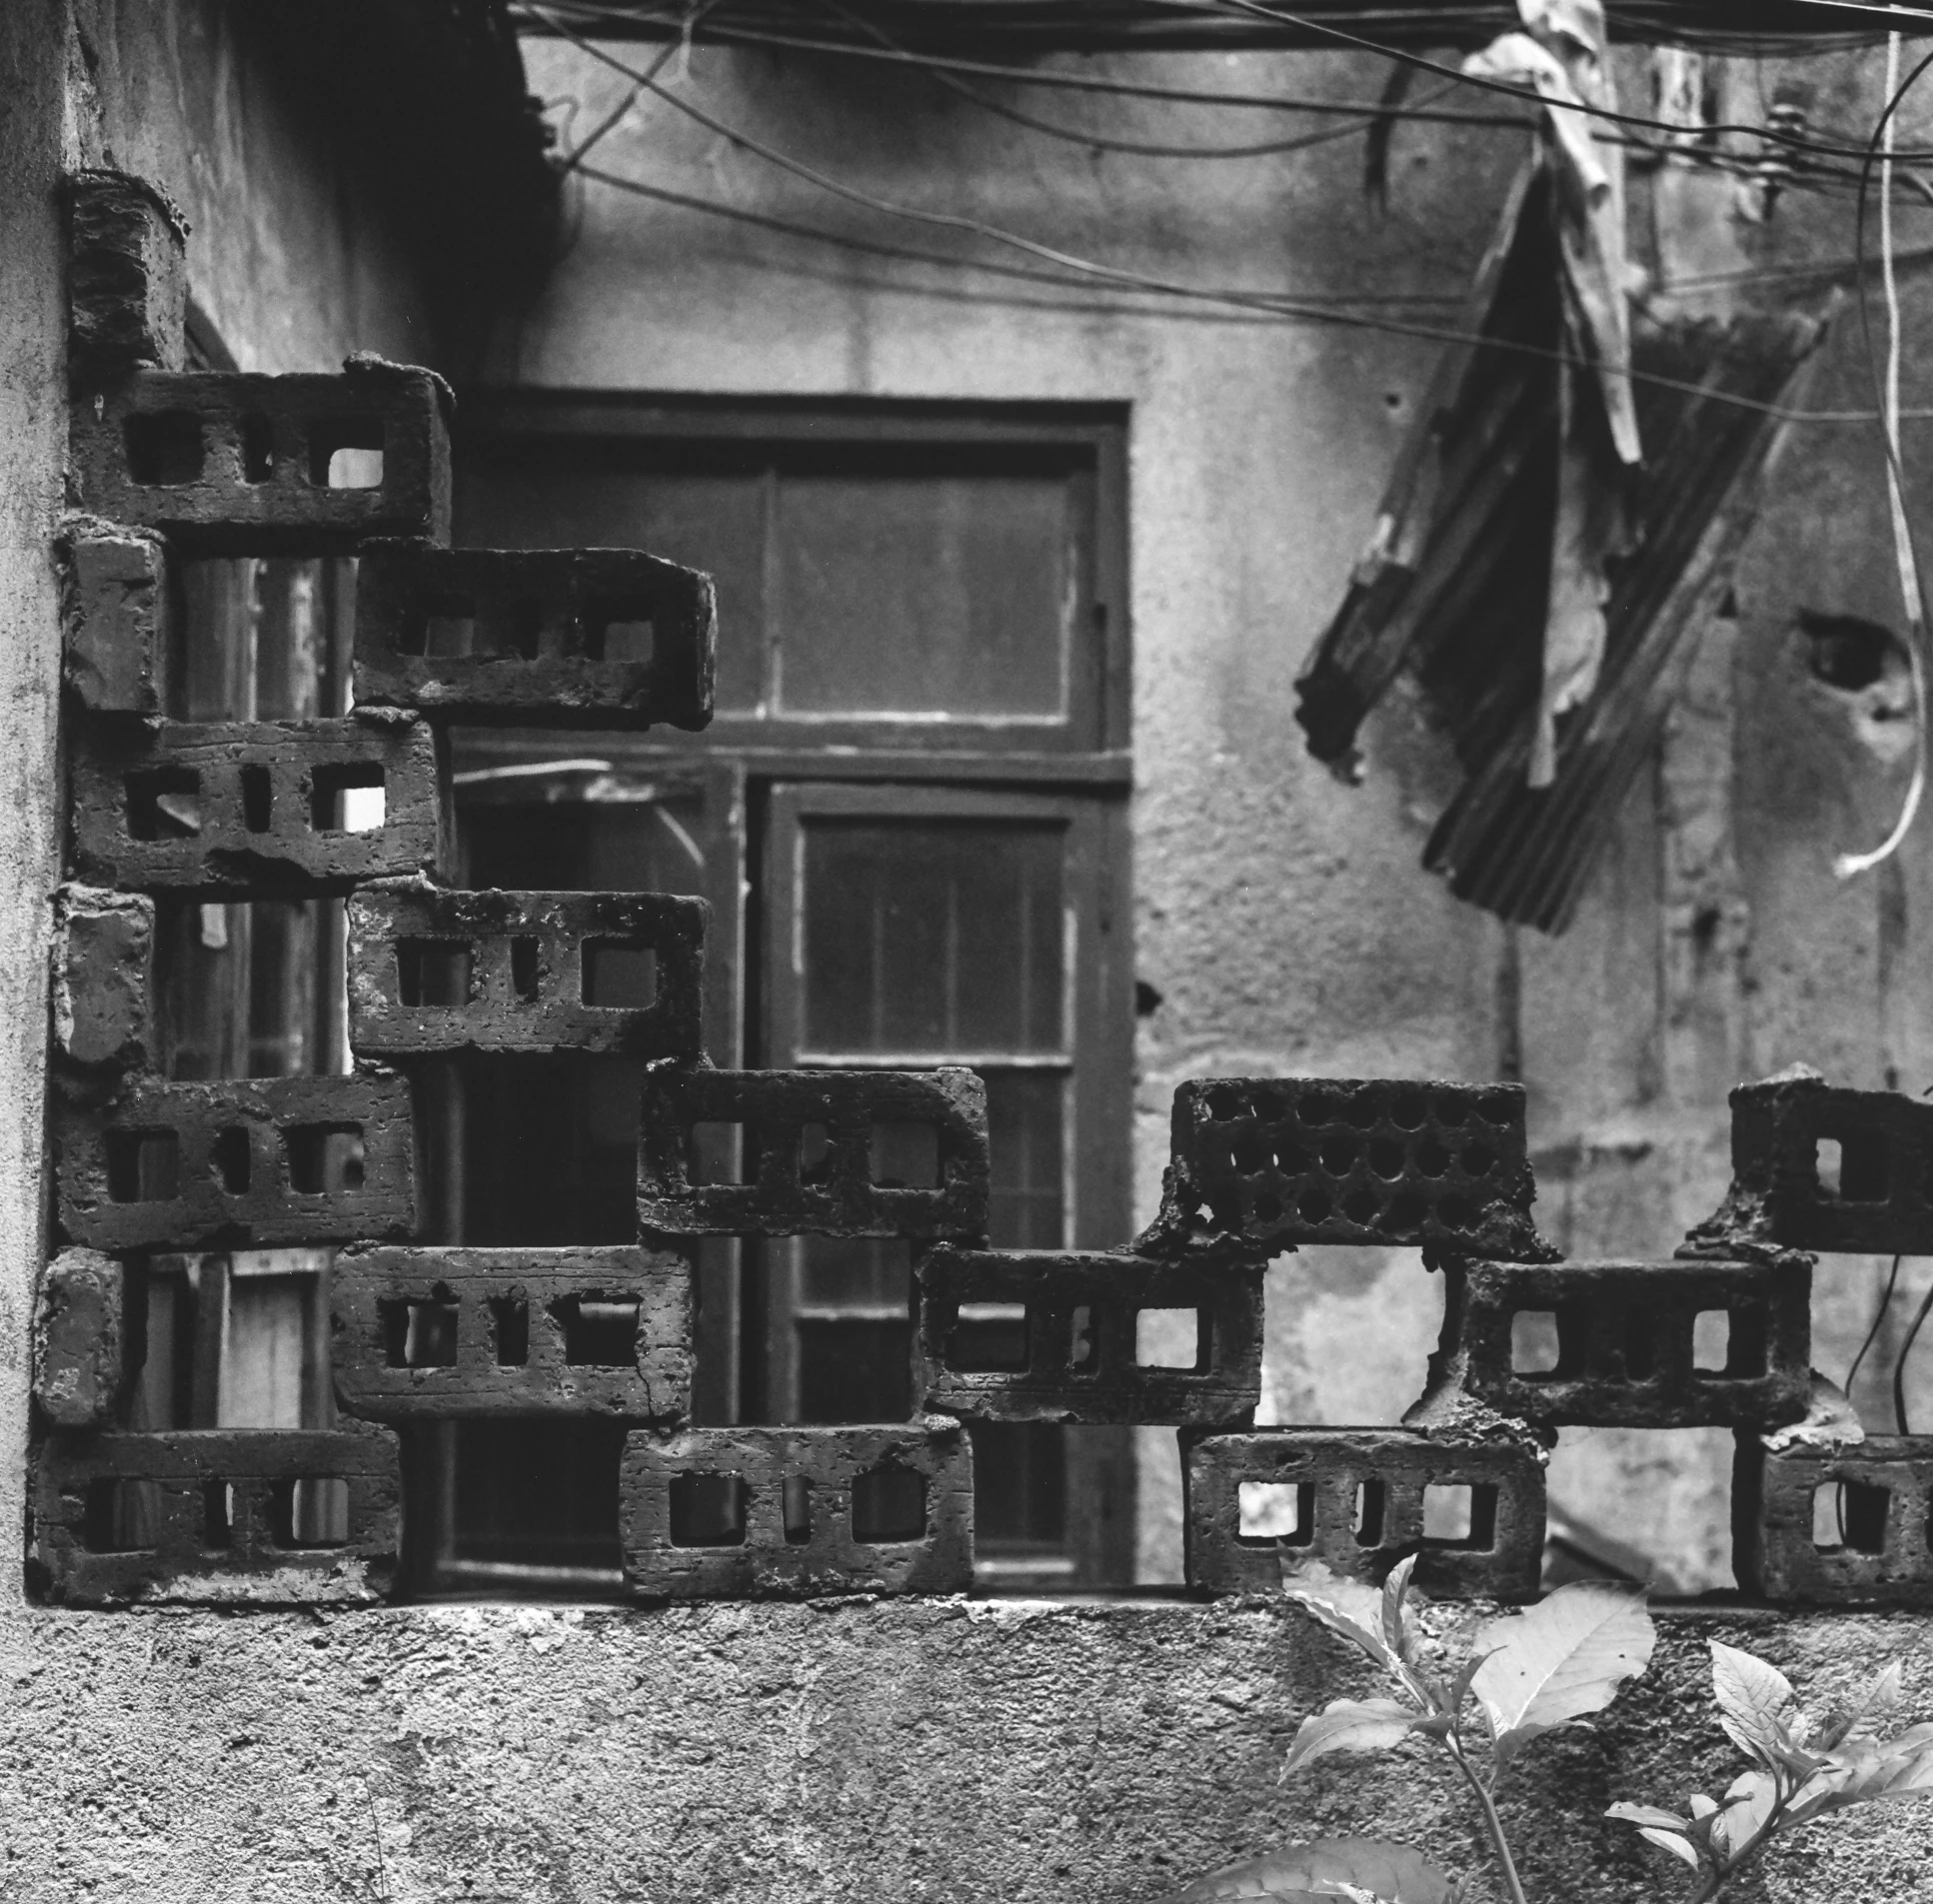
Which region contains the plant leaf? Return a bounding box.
[1709,1642,1800,1769]
[1637,1827,1702,1870]
[1281,1560,1402,1678]
[1707,1769,1777,1868]
[1155,1836,1457,1903]
[1381,1554,1421,1666]
[1605,1802,1691,1831]
[1470,1583,1655,1767]
[1283,1699,1426,1775]
[1820,1659,1907,1749]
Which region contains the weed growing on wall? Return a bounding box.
[1155,1556,1933,1903]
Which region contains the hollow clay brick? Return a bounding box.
[332,1245,693,1421]
[70,716,443,896]
[56,1071,416,1250]
[1411,1256,1811,1431]
[638,1067,989,1239]
[1144,1077,1554,1262]
[67,170,188,374]
[914,1246,1262,1427]
[347,880,706,1060]
[58,523,172,717]
[31,1422,401,1605]
[52,885,154,1072]
[353,539,717,730]
[621,1417,973,1598]
[69,358,450,553]
[33,1248,132,1429]
[1687,1072,1933,1258]
[1733,1433,1933,1605]
[1183,1427,1545,1600]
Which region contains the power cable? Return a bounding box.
[1894,1269,1933,1433]
[557,0,722,174]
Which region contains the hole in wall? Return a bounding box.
[1237,1479,1310,1545]
[669,1472,747,1547]
[852,1466,926,1542]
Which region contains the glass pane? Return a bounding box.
[796,1319,912,1423]
[775,472,1070,718]
[462,796,708,901]
[969,1422,1066,1545]
[455,1419,626,1567]
[801,821,1065,1054]
[985,1071,1065,1249]
[802,1237,911,1310]
[455,447,768,713]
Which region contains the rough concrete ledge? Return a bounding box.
[0,1597,1926,1901]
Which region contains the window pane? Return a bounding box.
[801,1236,911,1310]
[463,797,708,901]
[454,1419,626,1567]
[801,821,1065,1054]
[796,1319,912,1423]
[775,473,1070,718]
[985,1070,1065,1249]
[455,448,768,713]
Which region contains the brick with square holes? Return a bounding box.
[346,880,705,1060]
[70,716,443,896]
[1142,1077,1554,1262]
[58,523,173,717]
[621,1417,972,1598]
[30,1421,401,1605]
[68,358,449,552]
[67,170,188,374]
[1183,1427,1545,1600]
[1687,1073,1933,1257]
[637,1067,988,1239]
[56,1071,415,1250]
[1733,1432,1933,1604]
[353,540,717,731]
[52,885,154,1073]
[914,1245,1262,1427]
[331,1245,692,1421]
[1411,1257,1811,1431]
[33,1248,134,1429]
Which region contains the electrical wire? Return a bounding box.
[557,0,723,173]
[539,5,1933,427]
[1847,1253,1904,1405]
[519,0,1933,163]
[816,0,1474,159]
[1895,1269,1933,1433]
[1836,27,1933,880]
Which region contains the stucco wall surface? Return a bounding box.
[0,1597,1926,1902]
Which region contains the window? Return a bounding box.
[435,397,1134,1590]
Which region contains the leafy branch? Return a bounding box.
[1272,1557,1655,1904]
[1608,1642,1933,1901]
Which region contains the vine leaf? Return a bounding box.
[1155,1836,1458,1903]
[1470,1582,1655,1768]
[1636,1825,1701,1870]
[1283,1698,1426,1775]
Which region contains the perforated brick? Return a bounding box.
[346,881,706,1059]
[56,1071,415,1250]
[67,170,188,374]
[1734,1432,1933,1604]
[915,1246,1262,1426]
[332,1245,692,1421]
[69,357,450,552]
[31,1422,401,1605]
[1183,1427,1545,1600]
[1144,1077,1554,1262]
[1687,1073,1933,1257]
[638,1067,988,1239]
[621,1417,972,1598]
[52,885,153,1073]
[1412,1257,1811,1431]
[59,523,172,717]
[353,539,717,731]
[33,1248,132,1429]
[70,716,444,896]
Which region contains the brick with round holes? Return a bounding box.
[1142,1077,1555,1263]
